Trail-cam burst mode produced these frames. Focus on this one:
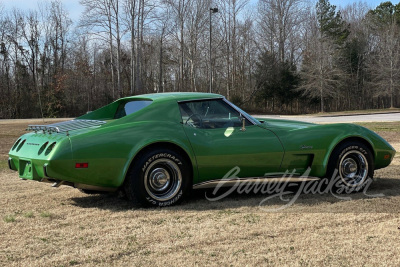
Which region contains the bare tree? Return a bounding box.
[123,0,138,94]
[298,5,344,113]
[340,2,370,110]
[80,0,119,98]
[0,4,13,117]
[7,8,26,117]
[367,3,400,108]
[46,1,72,74]
[21,10,44,118]
[217,0,249,99]
[153,7,174,92]
[110,0,122,97]
[257,0,305,64]
[236,14,258,100]
[162,0,191,91]
[0,0,399,118]
[185,1,209,92]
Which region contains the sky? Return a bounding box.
[0,0,84,22]
[0,0,398,23]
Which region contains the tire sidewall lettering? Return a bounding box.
[145,190,183,207]
[338,145,368,161]
[142,152,183,173]
[141,152,185,206]
[330,142,373,191]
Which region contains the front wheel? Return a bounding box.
[327,141,374,192]
[124,148,191,207]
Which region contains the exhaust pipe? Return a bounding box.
[52,181,66,187]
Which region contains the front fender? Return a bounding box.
[321,124,395,173]
[269,123,395,177]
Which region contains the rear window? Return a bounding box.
[114,100,152,119]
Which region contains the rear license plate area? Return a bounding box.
[19,160,33,179]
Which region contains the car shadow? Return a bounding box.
[69,177,400,213]
[69,192,139,211]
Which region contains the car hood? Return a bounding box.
[256,117,317,131]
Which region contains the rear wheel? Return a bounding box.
[124,148,191,207]
[327,141,374,192]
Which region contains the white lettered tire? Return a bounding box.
[327,141,374,193]
[124,148,191,207]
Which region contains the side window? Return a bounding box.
[179,99,251,129]
[114,100,152,119]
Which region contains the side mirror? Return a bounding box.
[240,114,246,132]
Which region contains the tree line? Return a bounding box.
[0,0,399,118]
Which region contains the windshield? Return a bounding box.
[224,99,260,125]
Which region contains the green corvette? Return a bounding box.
[8,93,396,206]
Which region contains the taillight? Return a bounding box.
[75,163,89,168]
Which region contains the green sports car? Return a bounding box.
[8,93,396,207]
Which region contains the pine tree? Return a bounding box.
[254,50,299,113]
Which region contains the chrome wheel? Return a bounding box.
[144,159,182,201]
[338,150,368,187]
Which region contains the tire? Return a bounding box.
[124,148,191,207]
[326,141,374,193]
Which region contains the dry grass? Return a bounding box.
[1,120,400,266]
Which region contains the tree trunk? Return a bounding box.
[115,0,122,98]
[129,0,137,95]
[107,1,115,99]
[159,34,164,93]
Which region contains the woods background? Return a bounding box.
[0,0,399,119]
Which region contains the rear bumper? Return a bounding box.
[8,156,49,181]
[8,158,13,170]
[8,156,116,192]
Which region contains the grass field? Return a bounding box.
[0,120,399,266]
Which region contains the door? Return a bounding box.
[179,99,284,183]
